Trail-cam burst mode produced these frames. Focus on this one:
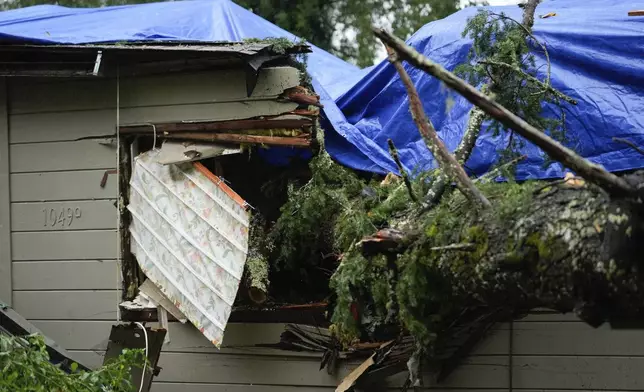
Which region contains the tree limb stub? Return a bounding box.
[425,107,487,208]
[374,28,637,199]
[521,0,542,32]
[388,139,418,203]
[383,44,492,209]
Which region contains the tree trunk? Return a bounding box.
[385,174,644,328]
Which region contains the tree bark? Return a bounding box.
[521,0,542,31]
[355,175,644,387]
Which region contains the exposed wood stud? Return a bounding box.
[161,132,311,148]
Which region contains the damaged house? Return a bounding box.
[0,38,352,389]
[2,1,644,392]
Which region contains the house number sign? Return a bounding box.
[43,207,82,227]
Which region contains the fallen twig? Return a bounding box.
[374,29,637,199]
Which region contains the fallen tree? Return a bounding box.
[264,1,644,389]
[254,2,644,389]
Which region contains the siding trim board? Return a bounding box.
[0,78,10,305]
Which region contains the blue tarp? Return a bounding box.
[1,0,643,179]
[330,0,644,179]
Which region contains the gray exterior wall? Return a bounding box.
[3,73,644,392]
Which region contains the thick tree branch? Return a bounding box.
[374,28,637,199]
[388,139,418,203]
[383,45,491,209]
[521,0,542,31]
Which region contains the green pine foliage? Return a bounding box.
[0,333,145,392]
[456,10,573,163]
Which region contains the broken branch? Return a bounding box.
[475,155,527,184]
[383,45,491,209]
[388,139,418,203]
[613,137,644,157]
[374,28,637,199]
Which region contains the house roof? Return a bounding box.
[0,41,311,87]
[0,0,357,89]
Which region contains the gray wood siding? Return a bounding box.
[11,170,118,202]
[10,140,117,173]
[10,109,116,144]
[7,73,644,392]
[13,261,118,290]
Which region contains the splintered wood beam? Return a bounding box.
[383,44,491,209]
[628,10,644,16]
[374,28,638,199]
[161,132,312,148]
[119,117,312,134]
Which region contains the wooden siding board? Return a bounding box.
[9,78,115,115]
[12,230,117,260]
[28,321,319,357]
[122,67,300,108]
[513,321,644,356]
[66,350,106,369]
[11,200,117,231]
[155,352,349,386]
[9,110,116,144]
[0,78,9,305]
[9,67,300,114]
[155,352,507,388]
[118,101,299,125]
[388,356,509,389]
[152,386,509,392]
[30,320,114,351]
[10,170,117,202]
[10,140,116,173]
[13,290,119,320]
[13,260,118,290]
[512,356,644,390]
[24,320,508,358]
[151,384,334,392]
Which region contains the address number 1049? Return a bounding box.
[43,207,82,227]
